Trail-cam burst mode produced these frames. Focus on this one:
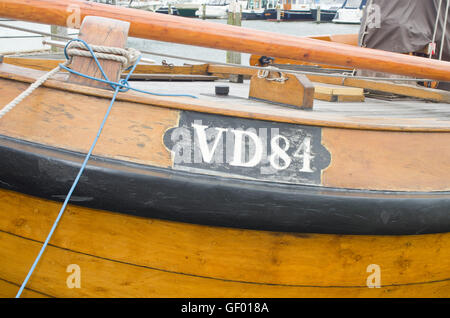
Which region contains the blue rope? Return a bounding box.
[60,39,198,98]
[16,39,194,297]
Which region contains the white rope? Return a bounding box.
[66,41,141,69]
[439,0,449,61]
[0,61,69,119]
[430,0,443,58]
[0,41,142,120]
[257,66,288,83]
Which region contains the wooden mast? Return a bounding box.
[1,0,450,81]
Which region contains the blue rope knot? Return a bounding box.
[60,38,197,98]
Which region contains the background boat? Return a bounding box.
[195,0,248,18]
[241,0,267,20]
[174,0,204,17]
[311,0,345,22]
[264,0,314,21]
[155,4,180,14]
[332,0,367,24]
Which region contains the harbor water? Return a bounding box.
[0,18,360,65]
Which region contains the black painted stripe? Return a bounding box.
[0,134,449,235]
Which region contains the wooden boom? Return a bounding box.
[1,0,450,81]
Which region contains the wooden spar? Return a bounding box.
[0,0,450,82]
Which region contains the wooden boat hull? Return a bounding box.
[0,62,450,297]
[1,0,449,299]
[1,188,449,298]
[1,132,449,236]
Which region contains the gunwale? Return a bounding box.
[1,63,450,132]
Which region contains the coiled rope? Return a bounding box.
[0,38,197,120]
[66,40,141,70]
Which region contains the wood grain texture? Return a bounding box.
[249,73,314,109]
[67,16,129,89]
[0,278,51,298]
[2,56,209,75]
[249,33,358,68]
[322,128,450,191]
[2,63,450,134]
[0,189,449,297]
[0,77,178,168]
[207,65,450,104]
[1,0,450,81]
[314,85,364,102]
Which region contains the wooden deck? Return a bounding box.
[130,79,450,128]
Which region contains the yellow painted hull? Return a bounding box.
[0,189,449,298]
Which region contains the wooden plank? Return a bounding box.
[3,56,210,75]
[67,16,129,90]
[322,128,450,191]
[2,62,450,133]
[122,73,219,81]
[314,85,365,102]
[307,75,450,104]
[128,63,209,75]
[2,0,450,81]
[3,57,62,71]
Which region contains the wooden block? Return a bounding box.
[307,74,450,103]
[249,72,314,110]
[314,85,365,102]
[67,16,130,90]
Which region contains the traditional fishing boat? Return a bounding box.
[0,0,449,298]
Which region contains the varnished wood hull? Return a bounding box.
[1,189,449,298]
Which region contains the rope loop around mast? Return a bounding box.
[66,40,141,70]
[59,38,197,97]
